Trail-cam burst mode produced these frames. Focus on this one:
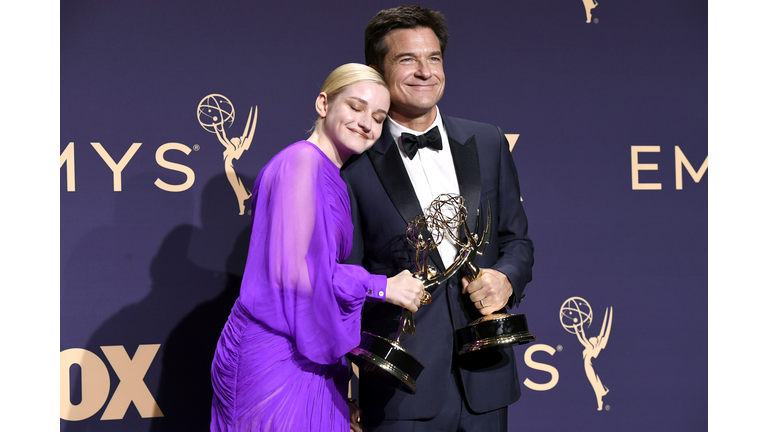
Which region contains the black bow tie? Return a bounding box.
[401,126,442,160]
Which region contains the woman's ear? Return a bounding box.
[315,92,329,118]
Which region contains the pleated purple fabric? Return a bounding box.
[210,141,386,431]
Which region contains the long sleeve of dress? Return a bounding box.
[238,142,386,365]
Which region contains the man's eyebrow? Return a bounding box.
[391,52,415,61]
[391,50,442,61]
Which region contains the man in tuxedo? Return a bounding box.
[342,5,535,431]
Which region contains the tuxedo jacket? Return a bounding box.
[341,114,534,422]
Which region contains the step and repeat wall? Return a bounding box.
[60,1,707,430]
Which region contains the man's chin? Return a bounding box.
[391,103,439,120]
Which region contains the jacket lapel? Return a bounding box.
[446,122,481,237]
[368,128,446,272]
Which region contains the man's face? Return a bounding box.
[380,27,445,123]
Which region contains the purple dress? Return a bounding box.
[210,141,387,431]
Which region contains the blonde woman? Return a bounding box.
[210,63,425,432]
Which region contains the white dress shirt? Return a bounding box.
[387,106,461,267]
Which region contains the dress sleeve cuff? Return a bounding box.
[365,274,387,302]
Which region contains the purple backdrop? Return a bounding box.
[60,1,707,430]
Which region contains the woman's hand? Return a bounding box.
[385,270,424,313]
[349,398,362,432]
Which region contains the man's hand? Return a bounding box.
[348,399,362,432]
[461,268,513,315]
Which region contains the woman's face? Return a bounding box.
[319,81,390,160]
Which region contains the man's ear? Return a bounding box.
[369,64,382,74]
[315,92,329,117]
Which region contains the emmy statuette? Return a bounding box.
[435,194,535,355]
[347,202,462,394]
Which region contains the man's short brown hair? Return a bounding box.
[364,5,449,74]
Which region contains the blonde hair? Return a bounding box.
[312,63,387,131]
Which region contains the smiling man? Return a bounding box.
[341,5,535,432]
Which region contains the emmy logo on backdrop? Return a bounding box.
[197,94,258,215]
[581,0,598,23]
[560,297,613,410]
